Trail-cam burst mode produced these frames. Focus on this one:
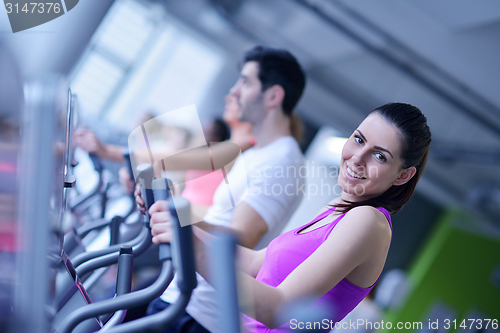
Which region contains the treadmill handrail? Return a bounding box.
[72,226,145,268]
[56,259,174,333]
[100,181,197,333]
[72,163,155,268]
[75,227,152,278]
[100,309,127,332]
[101,292,191,333]
[55,227,151,311]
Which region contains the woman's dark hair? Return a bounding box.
[242,46,306,116]
[212,118,230,142]
[290,113,304,144]
[334,103,432,215]
[204,118,230,143]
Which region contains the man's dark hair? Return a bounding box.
[242,46,306,116]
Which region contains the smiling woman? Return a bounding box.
[149,102,432,331]
[335,103,432,215]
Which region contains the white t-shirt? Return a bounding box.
[161,136,305,332]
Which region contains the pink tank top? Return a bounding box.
[181,169,224,206]
[241,206,392,332]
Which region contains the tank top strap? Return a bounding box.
[315,207,336,221]
[375,206,392,230]
[294,207,337,235]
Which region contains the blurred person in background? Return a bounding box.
[73,109,191,168]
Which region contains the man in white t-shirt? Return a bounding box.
[146,45,307,333]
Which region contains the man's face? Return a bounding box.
[229,61,266,125]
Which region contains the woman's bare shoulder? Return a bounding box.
[335,205,391,239]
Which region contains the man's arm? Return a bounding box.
[149,201,267,279]
[178,201,269,277]
[194,201,267,249]
[228,202,268,249]
[191,225,267,278]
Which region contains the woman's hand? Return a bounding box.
[135,181,181,215]
[149,200,173,244]
[134,184,146,214]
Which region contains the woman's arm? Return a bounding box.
[236,243,267,278]
[74,128,125,163]
[241,206,391,328]
[158,141,241,171]
[150,202,390,328]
